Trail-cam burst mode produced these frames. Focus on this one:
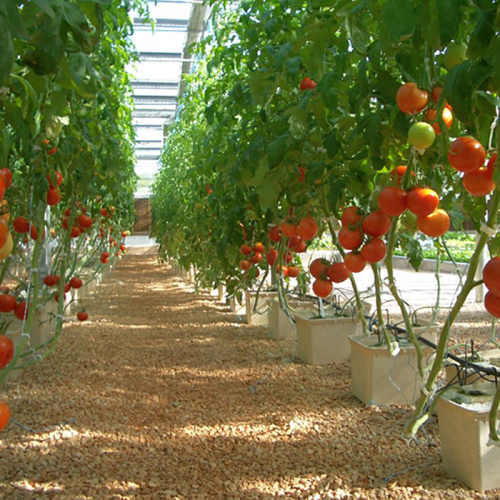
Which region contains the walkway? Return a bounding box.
[0,254,494,499]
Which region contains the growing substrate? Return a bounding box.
[0,252,497,499]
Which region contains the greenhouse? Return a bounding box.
[2,0,500,498]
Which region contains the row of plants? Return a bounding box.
[151,0,500,458]
[0,0,146,432]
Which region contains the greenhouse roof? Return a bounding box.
[129,0,211,197]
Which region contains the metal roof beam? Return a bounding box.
[131,81,179,90]
[133,96,177,104]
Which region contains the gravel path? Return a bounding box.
[0,254,497,499]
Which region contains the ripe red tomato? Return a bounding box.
[250,252,263,264]
[77,311,88,322]
[253,242,265,253]
[309,258,330,279]
[396,82,429,114]
[280,221,298,238]
[70,226,81,238]
[47,187,61,206]
[0,220,8,248]
[416,209,450,237]
[240,244,252,255]
[43,275,57,287]
[30,225,45,241]
[483,257,500,296]
[276,265,289,277]
[463,168,495,197]
[344,252,366,273]
[425,107,453,134]
[120,244,126,252]
[13,216,30,234]
[0,401,10,431]
[287,236,303,251]
[327,263,350,283]
[448,137,486,173]
[70,277,83,289]
[0,335,14,368]
[14,301,28,321]
[361,211,391,238]
[312,279,333,298]
[407,187,440,216]
[300,77,317,91]
[294,240,307,253]
[283,251,293,264]
[78,214,93,229]
[0,294,16,312]
[297,217,318,241]
[268,226,282,243]
[240,260,251,271]
[338,227,362,250]
[287,265,300,278]
[360,238,387,263]
[2,168,12,188]
[485,291,500,318]
[378,187,407,217]
[100,208,108,216]
[266,248,278,266]
[340,206,362,228]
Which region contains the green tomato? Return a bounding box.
[401,211,418,233]
[408,122,436,149]
[444,42,467,70]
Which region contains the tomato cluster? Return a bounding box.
[309,258,351,298]
[483,258,500,318]
[238,216,320,280]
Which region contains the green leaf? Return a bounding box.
[467,9,495,60]
[268,135,288,168]
[347,13,369,55]
[375,71,400,103]
[0,16,13,86]
[419,0,440,49]
[312,99,329,130]
[317,72,339,110]
[247,158,269,187]
[62,2,91,48]
[257,179,281,212]
[31,0,57,20]
[69,52,87,86]
[3,0,29,40]
[249,70,270,106]
[286,56,302,76]
[323,129,340,159]
[381,0,416,41]
[444,61,474,124]
[436,0,466,47]
[288,107,308,140]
